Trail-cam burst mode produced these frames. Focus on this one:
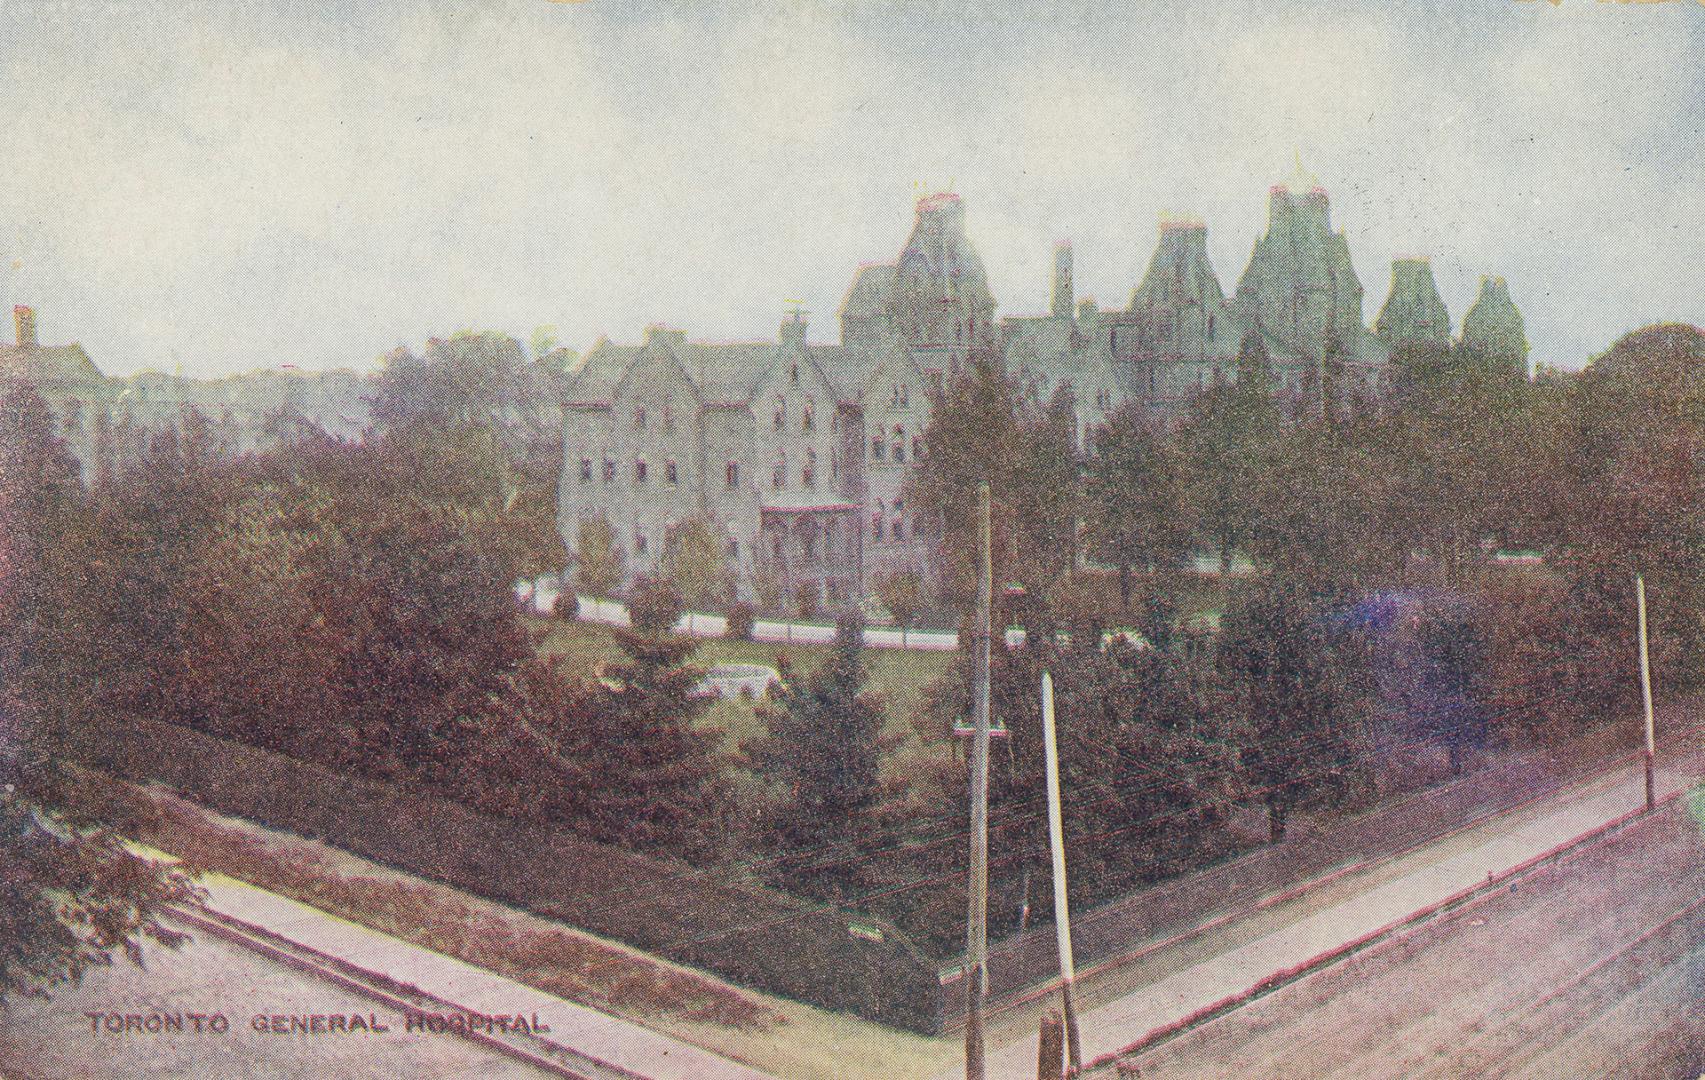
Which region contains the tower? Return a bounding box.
[1051,242,1074,320]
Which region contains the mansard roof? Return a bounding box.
[840,264,896,320]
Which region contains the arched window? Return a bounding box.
[602,458,616,482]
[773,451,787,489]
[789,361,800,384]
[803,448,817,489]
[892,425,906,464]
[802,396,815,431]
[773,394,786,431]
[579,458,592,483]
[872,435,885,462]
[665,460,678,485]
[634,458,648,483]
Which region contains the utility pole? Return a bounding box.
[965,480,993,1080]
[1041,671,1082,1074]
[1636,573,1656,812]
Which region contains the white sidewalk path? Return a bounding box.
[185,870,778,1080]
[961,758,1701,1080]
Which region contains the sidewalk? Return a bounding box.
[170,866,778,1080]
[962,750,1704,1079]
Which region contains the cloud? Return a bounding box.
[0,0,1698,376]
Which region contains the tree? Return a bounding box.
[581,577,732,859]
[874,568,924,645]
[1177,351,1281,576]
[1217,580,1369,842]
[573,515,626,599]
[1083,403,1193,608]
[907,360,1082,618]
[745,613,895,899]
[659,517,732,612]
[0,380,197,1003]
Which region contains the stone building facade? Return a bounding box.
[0,305,372,479]
[1007,165,1467,433]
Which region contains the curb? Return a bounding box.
[164,902,654,1080]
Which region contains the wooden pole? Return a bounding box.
[965,480,993,1080]
[1636,574,1656,811]
[1041,671,1082,1073]
[1037,1010,1065,1080]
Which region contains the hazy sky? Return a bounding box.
[1,0,1700,378]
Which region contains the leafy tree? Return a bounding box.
[1177,346,1281,575]
[572,515,626,599]
[0,380,198,1003]
[659,517,732,612]
[1217,580,1369,842]
[745,613,895,899]
[874,568,925,645]
[1084,403,1193,607]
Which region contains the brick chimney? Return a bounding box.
[14,305,36,348]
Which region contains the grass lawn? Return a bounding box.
[529,615,956,777]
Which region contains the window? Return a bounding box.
[726,461,740,488]
[872,501,886,541]
[634,459,648,483]
[635,533,648,554]
[665,460,678,485]
[579,458,592,483]
[789,361,800,384]
[602,459,616,483]
[633,406,646,430]
[892,514,904,540]
[824,523,837,555]
[892,425,906,464]
[803,449,817,488]
[872,437,886,461]
[662,402,675,432]
[899,384,908,408]
[1207,313,1216,340]
[1095,388,1111,410]
[802,396,815,431]
[727,539,740,559]
[773,394,786,431]
[801,531,816,561]
[773,452,786,489]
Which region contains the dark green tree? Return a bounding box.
[1084,402,1193,607]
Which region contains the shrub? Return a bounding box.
[552,592,580,622]
[725,602,755,641]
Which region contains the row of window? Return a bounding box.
[630,404,678,433]
[772,395,817,433]
[872,427,923,463]
[579,458,681,485]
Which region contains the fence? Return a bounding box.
[58,713,949,1033]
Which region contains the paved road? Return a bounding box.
[1101,795,1705,1079]
[964,749,1705,1079]
[0,917,553,1080]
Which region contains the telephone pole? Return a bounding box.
[965,480,993,1080]
[1041,671,1082,1074]
[1636,574,1656,811]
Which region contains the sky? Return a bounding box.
[0,0,1700,378]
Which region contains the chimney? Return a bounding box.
[14,305,36,348]
[1051,242,1074,320]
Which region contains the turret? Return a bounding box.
[1459,276,1529,378]
[1375,258,1452,352]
